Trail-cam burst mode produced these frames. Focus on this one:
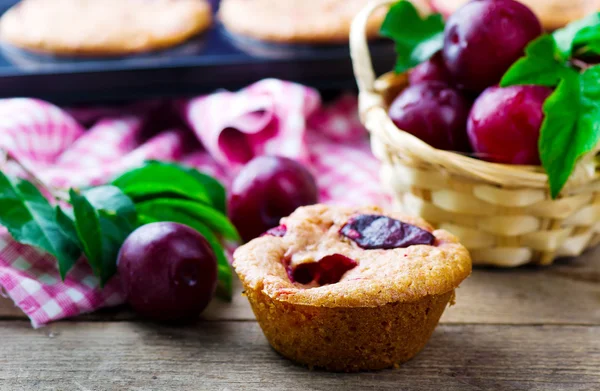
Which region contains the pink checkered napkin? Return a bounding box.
[0,79,388,328]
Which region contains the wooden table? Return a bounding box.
[1,249,599,391]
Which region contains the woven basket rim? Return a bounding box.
[350,0,600,193]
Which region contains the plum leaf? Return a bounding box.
[135,198,240,241]
[539,67,600,198]
[0,172,81,280]
[113,161,226,213]
[501,35,572,88]
[554,12,600,59]
[380,0,445,73]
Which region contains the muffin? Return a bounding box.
[0,0,212,56]
[233,204,471,372]
[219,0,397,44]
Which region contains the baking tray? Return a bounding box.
[0,0,396,104]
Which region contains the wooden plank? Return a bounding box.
[0,321,598,390]
[2,246,600,324]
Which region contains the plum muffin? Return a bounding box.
[233,204,471,372]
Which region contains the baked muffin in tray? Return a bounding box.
[219,0,416,44]
[234,204,471,372]
[0,0,212,56]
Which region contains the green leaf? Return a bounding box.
[176,164,227,214]
[137,206,232,301]
[82,185,136,225]
[112,161,226,213]
[55,206,83,279]
[501,35,571,88]
[380,0,445,73]
[135,198,240,242]
[539,67,600,198]
[0,173,80,278]
[70,189,104,280]
[98,211,131,284]
[582,39,600,56]
[70,189,134,285]
[554,13,600,59]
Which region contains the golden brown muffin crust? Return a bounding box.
[0,0,212,56]
[219,0,389,44]
[234,204,472,308]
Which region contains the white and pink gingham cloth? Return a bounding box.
[0,79,388,328]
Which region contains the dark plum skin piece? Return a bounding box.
[409,51,451,85]
[289,262,319,285]
[289,254,358,285]
[229,156,318,242]
[467,85,552,165]
[442,0,542,92]
[388,82,472,152]
[262,224,287,237]
[340,214,435,250]
[117,222,217,321]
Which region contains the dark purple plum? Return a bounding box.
[340,214,435,249]
[289,262,319,285]
[388,82,471,152]
[468,85,552,165]
[229,156,318,242]
[409,51,451,85]
[315,254,358,285]
[117,222,217,321]
[289,254,357,285]
[442,0,542,92]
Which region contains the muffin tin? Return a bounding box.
[0,0,395,104]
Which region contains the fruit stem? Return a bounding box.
[1,149,70,202]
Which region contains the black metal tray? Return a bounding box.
[0,0,395,104]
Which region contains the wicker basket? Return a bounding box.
[350,0,600,267]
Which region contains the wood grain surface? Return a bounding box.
[1,247,599,390]
[1,321,598,391]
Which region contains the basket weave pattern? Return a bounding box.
[350,0,600,266]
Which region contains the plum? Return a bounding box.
[229,156,318,242]
[117,222,217,321]
[467,85,552,165]
[388,82,471,152]
[340,214,435,249]
[442,0,542,92]
[289,254,357,285]
[409,51,451,85]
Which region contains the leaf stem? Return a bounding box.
[571,58,593,72]
[1,149,70,202]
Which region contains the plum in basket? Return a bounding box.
[442,0,542,92]
[467,85,552,165]
[388,82,472,152]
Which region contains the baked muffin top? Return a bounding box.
[233,204,471,307]
[0,0,212,56]
[219,0,389,44]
